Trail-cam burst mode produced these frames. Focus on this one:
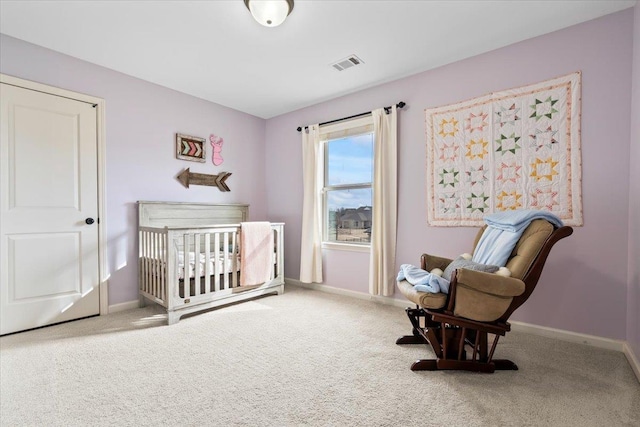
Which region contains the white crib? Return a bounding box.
[138,201,284,324]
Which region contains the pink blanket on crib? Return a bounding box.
[240,222,273,286]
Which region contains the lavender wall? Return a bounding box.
[628,4,640,361]
[265,10,635,340]
[0,34,268,305]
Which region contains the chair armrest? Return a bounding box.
[455,269,525,297]
[420,254,453,272]
[446,269,526,322]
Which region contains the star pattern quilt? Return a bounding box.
[425,72,582,226]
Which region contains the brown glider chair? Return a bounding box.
[396,219,573,373]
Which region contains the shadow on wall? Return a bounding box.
[108,229,129,278]
[105,203,138,304]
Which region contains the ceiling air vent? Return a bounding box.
[331,55,364,71]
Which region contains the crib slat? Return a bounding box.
[140,231,145,295]
[156,231,162,298]
[141,231,145,295]
[274,225,282,281]
[183,233,190,298]
[193,233,201,296]
[149,232,158,296]
[149,231,154,298]
[232,230,238,288]
[157,231,162,299]
[270,229,276,281]
[223,232,230,290]
[155,231,160,300]
[157,231,161,299]
[168,230,178,301]
[150,231,154,295]
[138,231,142,294]
[161,232,166,302]
[148,231,152,298]
[214,233,220,292]
[152,232,157,298]
[152,231,156,299]
[148,231,152,295]
[277,227,282,279]
[204,233,211,295]
[145,231,151,295]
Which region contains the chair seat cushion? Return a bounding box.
[442,256,499,281]
[396,280,447,309]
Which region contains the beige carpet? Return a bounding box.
[1,285,638,427]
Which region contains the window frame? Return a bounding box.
[319,116,374,251]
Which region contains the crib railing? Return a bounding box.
[139,225,168,306]
[139,223,284,309]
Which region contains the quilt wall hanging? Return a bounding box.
[425,72,582,227]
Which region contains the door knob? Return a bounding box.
[85,218,95,225]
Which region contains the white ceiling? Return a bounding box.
[0,0,636,119]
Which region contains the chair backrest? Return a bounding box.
[472,219,573,322]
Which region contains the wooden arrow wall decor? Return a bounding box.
[177,168,232,192]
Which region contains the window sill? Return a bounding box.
[322,242,370,253]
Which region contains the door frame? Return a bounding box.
[1,73,109,315]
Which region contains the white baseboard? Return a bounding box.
[623,342,640,383]
[509,320,624,352]
[285,277,407,308]
[108,300,139,313]
[511,322,639,382]
[286,277,640,381]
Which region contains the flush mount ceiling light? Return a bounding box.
[244,0,294,27]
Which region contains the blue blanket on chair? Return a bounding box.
[397,264,450,294]
[472,210,563,267]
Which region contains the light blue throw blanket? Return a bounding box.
[472,209,563,267]
[397,264,450,294]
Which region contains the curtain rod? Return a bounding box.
[296,101,406,132]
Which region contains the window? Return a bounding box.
[321,117,374,246]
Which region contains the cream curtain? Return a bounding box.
[300,124,323,283]
[369,106,398,296]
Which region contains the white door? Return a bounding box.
[0,83,100,335]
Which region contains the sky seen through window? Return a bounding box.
[326,133,373,211]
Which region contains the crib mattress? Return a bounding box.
[141,251,238,280]
[143,251,275,280]
[180,251,241,280]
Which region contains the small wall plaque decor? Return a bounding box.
[176,133,206,162]
[210,134,224,166]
